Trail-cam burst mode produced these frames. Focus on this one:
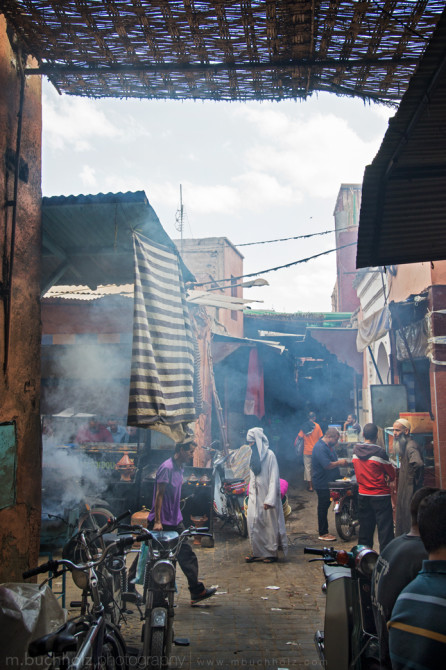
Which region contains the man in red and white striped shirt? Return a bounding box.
[353,423,396,552]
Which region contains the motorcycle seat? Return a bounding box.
[223,477,245,485]
[323,563,350,582]
[328,480,357,489]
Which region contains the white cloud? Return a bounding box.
[235,105,384,198]
[43,91,149,152]
[233,171,302,210]
[80,165,97,189]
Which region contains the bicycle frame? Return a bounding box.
[24,526,137,669]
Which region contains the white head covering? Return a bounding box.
[394,418,411,431]
[246,427,269,462]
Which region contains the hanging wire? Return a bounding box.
[236,229,335,247]
[191,242,356,288]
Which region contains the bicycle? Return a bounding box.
[23,527,145,669]
[63,510,133,627]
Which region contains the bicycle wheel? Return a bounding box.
[102,624,127,669]
[78,506,114,554]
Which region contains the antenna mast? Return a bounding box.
[175,184,184,253]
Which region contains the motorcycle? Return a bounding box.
[329,476,359,541]
[136,526,212,668]
[304,544,380,670]
[205,444,248,537]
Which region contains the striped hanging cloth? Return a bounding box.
[128,233,196,441]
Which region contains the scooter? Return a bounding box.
[329,477,359,541]
[304,544,380,670]
[205,444,248,537]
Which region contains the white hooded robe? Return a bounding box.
[246,428,288,558]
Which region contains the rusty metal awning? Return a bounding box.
[1,1,444,103]
[357,6,446,268]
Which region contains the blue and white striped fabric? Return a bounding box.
[128,233,196,440]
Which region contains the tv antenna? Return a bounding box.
[175,184,184,252]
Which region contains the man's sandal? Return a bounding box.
[262,557,278,564]
[245,555,261,563]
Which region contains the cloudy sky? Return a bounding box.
[42,79,392,312]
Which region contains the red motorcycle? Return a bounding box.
[329,478,359,541]
[206,445,248,537]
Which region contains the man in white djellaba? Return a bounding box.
[245,427,288,563]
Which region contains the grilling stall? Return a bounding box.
[40,192,214,546]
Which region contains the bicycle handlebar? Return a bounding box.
[23,532,145,580]
[23,560,60,579]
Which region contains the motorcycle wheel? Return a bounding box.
[233,498,248,538]
[335,503,356,541]
[149,629,166,668]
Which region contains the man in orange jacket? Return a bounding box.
[295,411,323,492]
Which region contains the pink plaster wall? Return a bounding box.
[0,18,42,581]
[387,263,432,303]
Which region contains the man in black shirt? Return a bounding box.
[371,486,438,669]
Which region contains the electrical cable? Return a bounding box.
[191,242,356,288]
[235,225,355,247]
[236,229,335,247]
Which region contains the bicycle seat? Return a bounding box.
[28,621,77,656]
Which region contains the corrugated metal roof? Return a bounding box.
[43,284,134,301]
[42,191,194,292]
[357,7,446,268]
[1,1,444,103]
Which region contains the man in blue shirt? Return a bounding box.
[311,427,348,541]
[389,489,446,669]
[107,417,129,443]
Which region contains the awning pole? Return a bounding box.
[368,346,384,385]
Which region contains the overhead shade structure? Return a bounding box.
[1,1,444,103]
[42,191,193,293]
[357,7,446,268]
[306,327,362,375]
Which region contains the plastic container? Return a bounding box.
[399,412,434,434]
[131,506,149,527]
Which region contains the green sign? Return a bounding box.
[0,422,17,509]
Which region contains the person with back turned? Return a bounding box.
[371,486,438,669]
[389,490,446,670]
[352,422,395,551]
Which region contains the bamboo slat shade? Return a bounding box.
[2,0,444,102]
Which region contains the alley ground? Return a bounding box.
[56,472,352,670]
